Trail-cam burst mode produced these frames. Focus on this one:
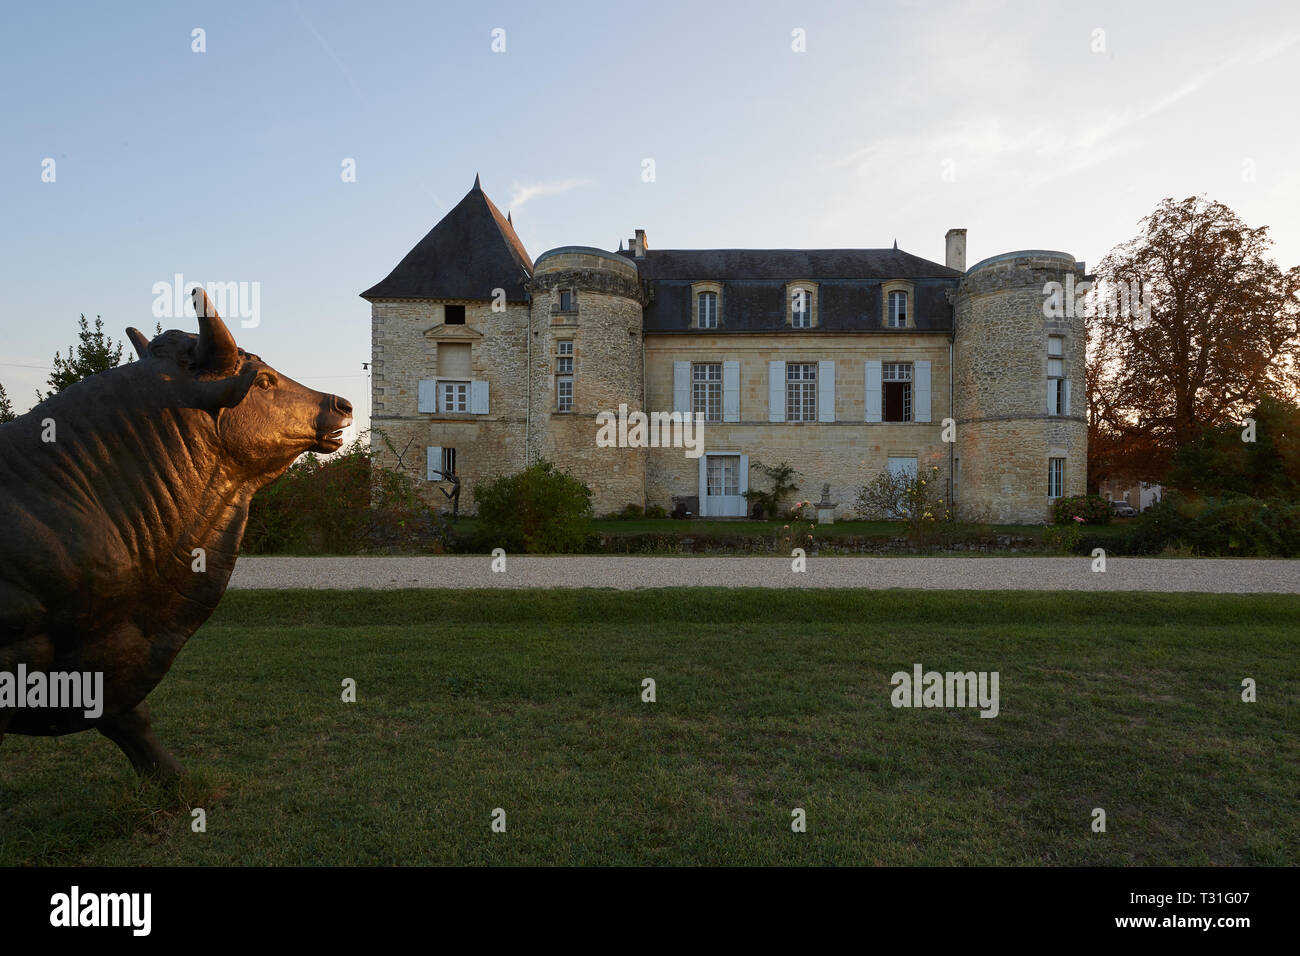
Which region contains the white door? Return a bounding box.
[701,453,748,517]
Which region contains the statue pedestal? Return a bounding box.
[814,483,837,524]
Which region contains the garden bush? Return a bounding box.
[472,459,594,553]
[1052,494,1113,525]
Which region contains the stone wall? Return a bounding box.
[368,297,530,513]
[525,249,646,514]
[953,252,1088,523]
[645,331,954,518]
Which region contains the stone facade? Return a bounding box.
[362,180,1087,524]
[953,252,1088,523]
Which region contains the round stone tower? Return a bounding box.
[525,246,646,514]
[953,251,1088,524]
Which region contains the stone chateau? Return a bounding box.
[361,177,1087,523]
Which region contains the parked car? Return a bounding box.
[1110,500,1138,518]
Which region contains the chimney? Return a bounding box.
[629,229,648,258]
[945,228,967,272]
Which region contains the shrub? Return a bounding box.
[743,461,801,519]
[472,459,594,553]
[645,504,668,519]
[1052,494,1113,525]
[1124,494,1300,557]
[244,434,444,554]
[854,465,951,543]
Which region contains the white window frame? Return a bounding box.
[440,380,469,413]
[786,362,818,422]
[1048,457,1065,498]
[882,362,913,423]
[888,291,908,328]
[791,288,813,328]
[692,362,723,422]
[697,292,718,329]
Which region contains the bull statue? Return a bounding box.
[0,289,351,779]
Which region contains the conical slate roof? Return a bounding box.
[361,176,533,301]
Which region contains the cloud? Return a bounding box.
[508,178,591,211]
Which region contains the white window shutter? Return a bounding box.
[768,361,786,422]
[1064,379,1072,415]
[697,454,709,516]
[426,446,443,481]
[817,360,835,422]
[673,361,691,414]
[471,380,489,414]
[739,454,750,507]
[418,379,438,413]
[1047,378,1059,415]
[723,361,740,422]
[864,361,882,422]
[914,360,931,422]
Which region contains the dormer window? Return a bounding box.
[690,281,724,329]
[787,281,818,328]
[887,291,907,328]
[881,280,915,329]
[698,292,718,329]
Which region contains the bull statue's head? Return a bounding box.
[126,288,352,482]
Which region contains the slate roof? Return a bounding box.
[624,248,961,333]
[361,177,533,301]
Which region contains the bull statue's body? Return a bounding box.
[0,289,351,778]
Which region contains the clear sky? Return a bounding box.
[3,0,1297,438]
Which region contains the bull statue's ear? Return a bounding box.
[191,288,240,374]
[193,365,258,412]
[126,327,151,360]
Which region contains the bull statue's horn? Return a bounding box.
[126,327,151,360]
[191,288,239,372]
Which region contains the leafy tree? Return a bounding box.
[0,383,15,423]
[742,460,801,519]
[1089,196,1300,481]
[854,464,950,541]
[1167,396,1300,499]
[40,314,125,401]
[472,459,594,553]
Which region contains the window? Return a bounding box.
[692,363,722,422]
[440,381,469,413]
[707,455,741,497]
[440,447,457,478]
[558,290,574,312]
[791,289,812,328]
[883,362,912,422]
[1048,458,1065,498]
[697,292,718,329]
[787,363,817,421]
[556,341,574,412]
[887,291,908,328]
[444,304,466,325]
[1048,336,1066,415]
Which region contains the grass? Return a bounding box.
[2,589,1296,866]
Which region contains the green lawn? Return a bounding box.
[2,589,1295,865]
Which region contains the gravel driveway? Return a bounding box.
[228,556,1300,593]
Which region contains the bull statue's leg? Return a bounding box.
[96,701,184,781]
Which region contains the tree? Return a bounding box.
[40,314,124,401]
[1089,196,1300,481]
[742,460,801,519]
[1167,396,1300,500]
[0,383,15,423]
